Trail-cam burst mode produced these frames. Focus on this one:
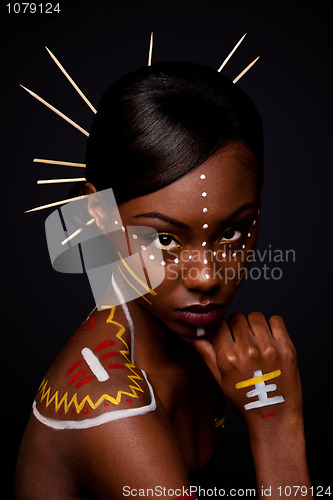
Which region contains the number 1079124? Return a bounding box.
[6,3,61,14]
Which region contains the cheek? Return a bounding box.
[218,221,260,289]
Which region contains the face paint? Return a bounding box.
[196,327,205,337]
[199,174,209,270]
[235,369,285,411]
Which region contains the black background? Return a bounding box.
[1,1,332,497]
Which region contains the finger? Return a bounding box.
[190,338,221,384]
[247,311,273,341]
[268,315,292,343]
[227,312,253,343]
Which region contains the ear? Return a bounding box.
[85,182,107,233]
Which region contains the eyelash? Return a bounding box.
[218,226,244,245]
[151,226,247,251]
[151,232,182,250]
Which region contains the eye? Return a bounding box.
[220,227,242,243]
[151,232,182,250]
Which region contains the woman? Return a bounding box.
[15,61,311,499]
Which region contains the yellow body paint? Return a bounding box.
[215,416,225,428]
[118,251,157,296]
[236,268,247,286]
[117,264,152,305]
[235,369,281,389]
[37,307,145,415]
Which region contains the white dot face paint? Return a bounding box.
[121,226,126,232]
[161,260,166,266]
[174,258,179,264]
[114,220,118,225]
[200,174,209,255]
[205,273,210,279]
[253,220,256,225]
[204,259,208,264]
[248,233,251,238]
[141,245,146,251]
[196,327,205,337]
[149,255,155,260]
[132,234,138,239]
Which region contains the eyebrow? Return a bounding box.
[133,203,258,229]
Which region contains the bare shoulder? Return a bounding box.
[33,306,155,430]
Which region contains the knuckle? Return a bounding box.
[263,344,278,361]
[247,345,260,359]
[283,343,297,361]
[218,351,238,371]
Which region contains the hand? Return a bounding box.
[191,312,303,429]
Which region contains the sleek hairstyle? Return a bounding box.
[84,61,263,204]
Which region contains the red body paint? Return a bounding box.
[66,360,82,376]
[102,352,119,359]
[94,339,114,352]
[76,376,94,389]
[79,316,96,330]
[66,316,96,346]
[261,411,276,418]
[108,363,125,370]
[69,369,86,384]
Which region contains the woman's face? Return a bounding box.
[118,141,261,339]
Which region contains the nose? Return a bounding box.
[181,252,221,293]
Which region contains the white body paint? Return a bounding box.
[196,327,205,337]
[81,347,110,382]
[32,370,156,430]
[244,370,285,410]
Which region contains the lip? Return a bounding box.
[175,303,224,327]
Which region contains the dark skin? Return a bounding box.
[15,142,311,499]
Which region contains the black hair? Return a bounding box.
[84,61,263,204]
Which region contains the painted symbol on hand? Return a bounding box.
[235,369,285,411]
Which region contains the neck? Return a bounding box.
[125,300,188,374]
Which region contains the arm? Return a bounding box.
[191,312,312,500]
[69,392,195,499]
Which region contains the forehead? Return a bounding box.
[120,142,259,222]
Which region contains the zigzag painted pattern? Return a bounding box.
[37,307,144,415]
